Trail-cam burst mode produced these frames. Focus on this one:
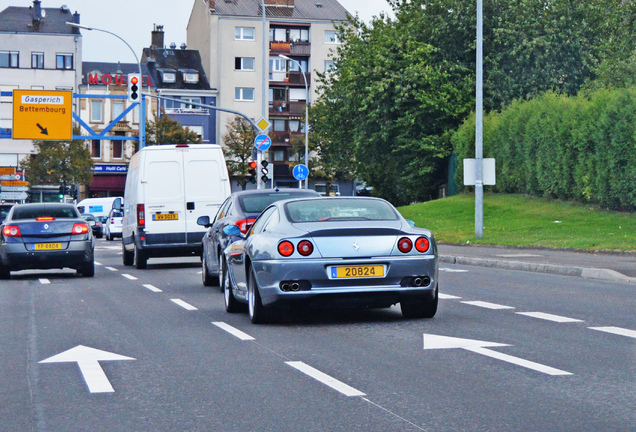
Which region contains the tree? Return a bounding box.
[145,113,202,145]
[20,130,94,188]
[222,116,256,190]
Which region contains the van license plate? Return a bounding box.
[153,213,178,221]
[329,265,385,279]
[33,243,62,250]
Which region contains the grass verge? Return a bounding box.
[397,193,635,252]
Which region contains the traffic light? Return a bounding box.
[58,185,64,199]
[248,161,257,184]
[260,160,270,184]
[127,73,141,102]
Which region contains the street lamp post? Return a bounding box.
[279,54,309,189]
[65,22,145,148]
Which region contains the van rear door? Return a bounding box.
[143,151,187,244]
[183,148,229,243]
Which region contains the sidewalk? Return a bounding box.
[438,244,636,284]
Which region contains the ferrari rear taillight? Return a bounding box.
[415,236,430,253]
[137,204,145,227]
[72,223,90,235]
[2,225,21,237]
[278,241,294,257]
[297,240,314,256]
[397,237,413,253]
[235,218,257,234]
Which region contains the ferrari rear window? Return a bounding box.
[11,205,79,220]
[285,198,398,223]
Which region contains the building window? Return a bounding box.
[183,72,199,83]
[181,98,201,109]
[0,51,19,68]
[273,149,285,162]
[112,140,123,159]
[31,85,44,90]
[235,87,254,101]
[288,58,308,73]
[324,60,335,72]
[90,140,101,158]
[235,27,255,40]
[273,120,286,132]
[112,101,124,121]
[324,30,340,44]
[186,125,203,140]
[289,29,309,42]
[160,69,176,83]
[270,88,286,102]
[56,53,73,70]
[31,52,44,69]
[289,120,300,132]
[235,57,255,71]
[90,100,103,123]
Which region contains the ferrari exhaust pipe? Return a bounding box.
[291,282,300,291]
[281,282,291,292]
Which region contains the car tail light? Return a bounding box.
[415,236,430,253]
[278,241,294,257]
[36,217,55,221]
[297,240,314,256]
[72,223,90,235]
[397,237,413,253]
[137,204,145,227]
[235,218,257,234]
[2,225,21,237]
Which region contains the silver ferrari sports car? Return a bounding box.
[222,197,439,323]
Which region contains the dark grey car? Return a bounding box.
[0,203,95,279]
[222,197,439,324]
[197,188,320,288]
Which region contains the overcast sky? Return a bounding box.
[5,0,395,63]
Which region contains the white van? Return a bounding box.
[77,196,123,220]
[120,144,231,269]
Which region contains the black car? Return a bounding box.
[81,213,103,238]
[197,188,321,287]
[0,203,95,279]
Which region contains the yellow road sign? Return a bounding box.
[13,90,72,140]
[1,181,29,187]
[0,167,16,175]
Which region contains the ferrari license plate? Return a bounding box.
[330,265,385,279]
[153,213,178,221]
[33,243,62,251]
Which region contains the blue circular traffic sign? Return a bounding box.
[293,164,309,181]
[254,134,272,151]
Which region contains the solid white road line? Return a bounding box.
[105,266,118,272]
[171,299,198,311]
[439,268,469,273]
[285,361,366,397]
[143,284,162,293]
[461,301,515,310]
[439,293,462,300]
[516,312,583,323]
[589,326,636,339]
[39,279,50,284]
[465,347,572,376]
[121,274,138,280]
[212,322,255,341]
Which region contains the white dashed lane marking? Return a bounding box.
[461,301,515,310]
[171,299,198,311]
[286,361,366,397]
[105,267,118,272]
[212,322,255,340]
[439,293,462,300]
[516,312,583,323]
[122,274,137,280]
[143,284,162,293]
[39,279,50,284]
[589,326,636,339]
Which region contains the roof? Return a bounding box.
[142,48,212,91]
[210,0,351,21]
[0,4,79,34]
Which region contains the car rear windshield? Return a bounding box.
[285,198,398,223]
[111,210,123,218]
[12,205,79,220]
[239,191,318,214]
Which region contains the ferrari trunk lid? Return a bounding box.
[307,224,404,258]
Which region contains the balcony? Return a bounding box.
[269,71,311,85]
[269,41,311,56]
[269,101,306,116]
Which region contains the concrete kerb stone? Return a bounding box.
[439,255,634,284]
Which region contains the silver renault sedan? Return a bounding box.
[0,203,95,279]
[222,197,438,323]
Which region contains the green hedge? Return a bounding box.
[451,89,636,211]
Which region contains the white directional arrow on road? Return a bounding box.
[40,345,136,393]
[423,334,572,376]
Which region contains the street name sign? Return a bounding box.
[1,191,28,200]
[13,90,73,140]
[1,186,29,192]
[1,181,29,187]
[0,167,15,176]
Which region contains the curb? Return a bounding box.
[439,255,634,284]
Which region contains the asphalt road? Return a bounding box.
[0,239,634,431]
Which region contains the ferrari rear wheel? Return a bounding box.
[401,286,438,319]
[248,268,271,324]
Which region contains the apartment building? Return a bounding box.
[187,0,350,188]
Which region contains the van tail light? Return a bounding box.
[2,225,21,237]
[415,236,430,253]
[137,204,145,227]
[297,240,314,256]
[72,223,90,235]
[397,237,413,253]
[235,218,257,234]
[278,241,294,257]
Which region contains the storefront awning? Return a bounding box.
[89,175,126,192]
